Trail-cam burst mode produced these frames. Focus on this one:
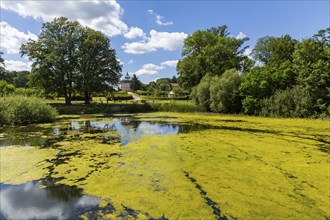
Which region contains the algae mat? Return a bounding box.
[0,113,329,219]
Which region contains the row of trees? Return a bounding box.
[179,26,329,117]
[21,17,122,104]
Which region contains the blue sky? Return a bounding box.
[1,0,329,83]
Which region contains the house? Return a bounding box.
[160,82,180,91]
[118,73,132,92]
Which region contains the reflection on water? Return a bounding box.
[0,117,194,147]
[0,180,101,220]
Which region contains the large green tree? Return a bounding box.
[21,17,81,104]
[21,17,121,105]
[76,27,121,104]
[253,35,297,67]
[177,25,249,91]
[293,28,330,115]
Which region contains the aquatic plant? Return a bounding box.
[0,113,329,219]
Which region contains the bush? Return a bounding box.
[141,96,189,101]
[0,80,15,97]
[0,96,58,125]
[260,86,315,118]
[14,87,45,98]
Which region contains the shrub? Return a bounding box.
[260,86,315,118]
[0,96,58,125]
[149,101,205,113]
[14,87,45,98]
[0,80,15,97]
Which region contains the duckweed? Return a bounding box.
[0,113,329,219]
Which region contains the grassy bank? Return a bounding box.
[0,96,58,125]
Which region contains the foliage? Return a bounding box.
[0,52,4,66]
[14,87,45,98]
[260,86,315,118]
[253,35,297,66]
[190,74,212,111]
[21,17,81,104]
[191,70,242,113]
[130,74,142,91]
[76,27,121,104]
[293,31,330,115]
[0,96,58,125]
[21,17,121,105]
[149,101,205,112]
[209,69,242,113]
[0,80,15,96]
[177,25,249,91]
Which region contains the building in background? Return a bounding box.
[118,72,132,92]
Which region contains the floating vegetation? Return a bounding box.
[0,113,329,219]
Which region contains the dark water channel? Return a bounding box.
[0,117,209,220]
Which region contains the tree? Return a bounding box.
[14,71,30,88]
[130,74,142,92]
[253,35,297,67]
[293,30,330,115]
[171,75,178,83]
[21,17,81,105]
[190,74,212,111]
[76,27,121,104]
[210,69,242,113]
[0,52,5,67]
[177,25,249,91]
[21,17,122,105]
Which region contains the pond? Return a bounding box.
[0,113,329,219]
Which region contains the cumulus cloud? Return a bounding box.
[0,0,128,37]
[236,32,247,40]
[0,21,38,54]
[4,60,32,71]
[161,60,178,68]
[124,27,145,39]
[133,60,177,76]
[122,30,187,54]
[128,59,134,64]
[135,63,164,76]
[147,10,173,26]
[243,48,252,57]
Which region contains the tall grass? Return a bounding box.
[149,101,205,113]
[0,96,58,125]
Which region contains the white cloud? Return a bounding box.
[161,60,178,68]
[0,0,128,37]
[134,63,164,76]
[117,59,124,65]
[4,60,32,71]
[147,9,173,26]
[236,32,247,40]
[143,63,164,71]
[124,27,145,39]
[122,30,187,54]
[133,60,179,76]
[243,48,252,57]
[0,21,38,54]
[128,59,134,64]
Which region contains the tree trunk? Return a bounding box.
[84,91,90,104]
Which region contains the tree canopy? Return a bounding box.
[177,25,249,91]
[21,17,121,104]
